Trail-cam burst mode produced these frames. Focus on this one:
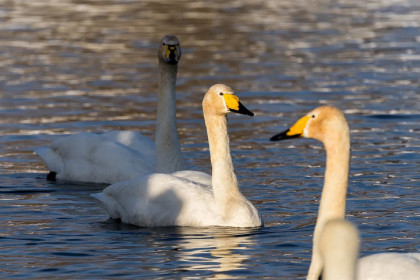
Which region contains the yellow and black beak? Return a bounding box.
[164,44,181,64]
[270,115,310,141]
[224,94,254,116]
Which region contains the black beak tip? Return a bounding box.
[239,102,254,117]
[270,130,293,141]
[230,102,254,116]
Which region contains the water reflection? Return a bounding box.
[95,220,259,278]
[175,227,255,278]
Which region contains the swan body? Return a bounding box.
[35,35,184,184]
[92,84,262,227]
[358,251,420,280]
[270,106,420,280]
[35,132,155,183]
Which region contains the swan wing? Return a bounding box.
[102,131,156,165]
[91,173,220,227]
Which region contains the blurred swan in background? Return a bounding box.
[270,106,420,280]
[92,84,262,228]
[35,35,185,184]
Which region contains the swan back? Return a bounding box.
[319,219,360,280]
[358,253,420,280]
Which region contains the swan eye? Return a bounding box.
[219,92,224,96]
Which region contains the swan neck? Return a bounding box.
[320,137,350,221]
[204,113,241,205]
[155,62,185,173]
[307,130,350,280]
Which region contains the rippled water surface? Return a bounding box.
[1,0,420,278]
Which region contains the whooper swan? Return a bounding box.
[35,35,185,184]
[91,84,262,227]
[270,106,420,280]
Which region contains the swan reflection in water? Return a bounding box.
[174,227,256,279]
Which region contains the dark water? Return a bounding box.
[1,0,420,278]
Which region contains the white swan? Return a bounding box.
[270,106,420,280]
[91,84,262,227]
[320,219,420,280]
[35,35,185,184]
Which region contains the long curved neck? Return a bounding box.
[155,61,185,173]
[307,130,350,280]
[204,113,241,210]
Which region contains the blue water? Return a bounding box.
[1,0,420,278]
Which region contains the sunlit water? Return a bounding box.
[1,0,420,279]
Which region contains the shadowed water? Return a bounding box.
[1,0,420,278]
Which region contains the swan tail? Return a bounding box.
[35,147,64,177]
[46,171,57,181]
[90,193,122,220]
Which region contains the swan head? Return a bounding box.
[203,84,254,117]
[270,105,348,145]
[158,35,181,65]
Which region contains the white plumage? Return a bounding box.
[358,252,420,280]
[35,131,155,183]
[92,84,262,228]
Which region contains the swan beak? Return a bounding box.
[164,44,181,64]
[224,94,254,116]
[270,115,310,141]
